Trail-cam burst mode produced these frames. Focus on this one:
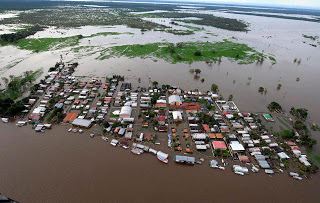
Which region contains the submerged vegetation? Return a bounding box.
[268,101,282,111]
[0,69,43,100]
[98,40,273,65]
[290,107,308,120]
[0,25,44,45]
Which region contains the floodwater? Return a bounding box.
[1,7,320,202]
[0,122,319,203]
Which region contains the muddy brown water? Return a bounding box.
[0,122,319,203]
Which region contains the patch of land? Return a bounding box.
[135,12,248,31]
[0,7,168,31]
[5,35,81,52]
[97,40,273,65]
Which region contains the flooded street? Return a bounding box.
[0,122,319,203]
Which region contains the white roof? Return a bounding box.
[172,111,182,120]
[72,118,92,128]
[156,99,167,104]
[192,133,207,140]
[277,152,290,159]
[168,95,182,105]
[196,145,207,150]
[229,141,245,151]
[120,106,132,116]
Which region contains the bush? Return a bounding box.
[194,51,202,56]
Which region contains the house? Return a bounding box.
[174,155,195,165]
[144,133,154,141]
[229,141,245,153]
[72,118,92,128]
[63,113,78,123]
[159,126,168,132]
[212,141,227,150]
[158,116,166,125]
[169,95,182,106]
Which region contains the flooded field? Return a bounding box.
[1,2,320,202]
[0,122,319,203]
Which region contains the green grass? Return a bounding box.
[97,40,274,65]
[276,117,292,130]
[85,32,134,38]
[307,148,320,164]
[6,35,81,52]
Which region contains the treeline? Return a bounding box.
[0,25,44,44]
[0,98,25,117]
[151,12,248,32]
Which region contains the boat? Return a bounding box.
[218,166,225,170]
[157,151,169,164]
[110,139,119,146]
[210,160,218,168]
[252,166,259,173]
[157,155,169,163]
[90,133,94,138]
[68,128,72,132]
[79,129,84,133]
[265,169,274,174]
[293,176,303,180]
[289,172,299,177]
[120,141,130,149]
[235,171,244,176]
[102,136,109,142]
[1,118,9,123]
[131,148,143,155]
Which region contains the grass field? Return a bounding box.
[98,40,273,65]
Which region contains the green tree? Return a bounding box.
[211,83,219,92]
[195,69,201,75]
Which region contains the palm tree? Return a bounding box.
[152,81,158,88]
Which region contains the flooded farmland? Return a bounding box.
[1,1,320,202]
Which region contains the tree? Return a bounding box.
[228,94,233,101]
[201,78,205,83]
[194,51,202,56]
[268,101,282,111]
[194,69,201,75]
[277,84,282,90]
[211,83,219,92]
[152,81,158,88]
[103,121,110,128]
[1,77,9,87]
[258,87,264,93]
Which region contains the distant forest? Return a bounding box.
[0,25,44,44]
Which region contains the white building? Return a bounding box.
[119,106,132,118]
